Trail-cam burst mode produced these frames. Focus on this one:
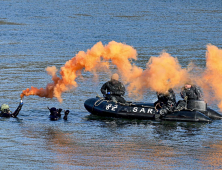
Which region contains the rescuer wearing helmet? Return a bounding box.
[101,73,126,103]
[0,100,23,118]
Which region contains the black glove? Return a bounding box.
[63,110,69,120]
[58,108,62,114]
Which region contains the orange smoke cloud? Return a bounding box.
[201,44,222,110]
[21,41,138,102]
[127,52,189,97]
[21,41,222,111]
[103,41,140,82]
[20,66,60,99]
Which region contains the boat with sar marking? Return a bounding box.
[84,97,222,122]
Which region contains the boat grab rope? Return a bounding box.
[94,98,108,107]
[93,96,174,111]
[94,97,131,107]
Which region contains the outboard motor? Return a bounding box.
[187,100,222,119]
[187,100,207,112]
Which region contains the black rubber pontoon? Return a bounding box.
[84,97,214,122]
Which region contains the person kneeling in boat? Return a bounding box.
[154,88,177,117]
[176,82,203,110]
[0,100,23,118]
[101,73,126,103]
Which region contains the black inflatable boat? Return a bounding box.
[84,97,222,122]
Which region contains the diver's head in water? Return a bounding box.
[1,104,10,114]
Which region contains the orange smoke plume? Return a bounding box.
[127,52,189,97]
[201,44,222,111]
[20,66,60,99]
[21,40,222,111]
[103,41,140,83]
[21,41,137,102]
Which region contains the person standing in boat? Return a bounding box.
[0,100,23,118]
[101,73,126,103]
[154,88,177,116]
[176,81,203,110]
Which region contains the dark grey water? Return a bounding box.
[1,0,222,169]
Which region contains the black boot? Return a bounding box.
[154,109,161,120]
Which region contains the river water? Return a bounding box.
[0,0,222,169]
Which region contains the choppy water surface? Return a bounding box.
[0,0,222,169]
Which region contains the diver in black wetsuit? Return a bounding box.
[0,100,23,118]
[48,107,70,121]
[176,82,203,110]
[154,88,177,116]
[101,73,126,103]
